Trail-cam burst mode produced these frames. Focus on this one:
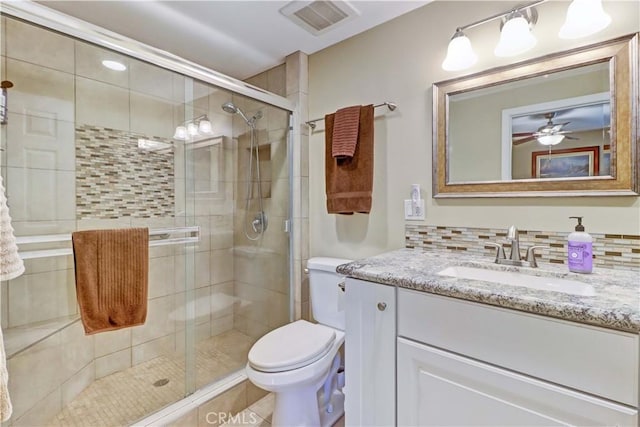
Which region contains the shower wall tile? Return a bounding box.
[6,166,76,222]
[6,112,76,171]
[149,255,176,299]
[75,77,129,130]
[129,59,180,102]
[59,321,94,383]
[267,64,286,97]
[195,286,212,325]
[234,283,269,323]
[61,361,95,407]
[5,18,74,74]
[191,80,211,112]
[94,328,132,358]
[7,331,62,420]
[6,58,74,122]
[195,251,211,288]
[211,248,233,285]
[132,295,176,346]
[130,91,176,139]
[267,291,288,329]
[7,268,75,327]
[211,282,234,320]
[75,125,174,219]
[234,314,269,341]
[132,333,175,365]
[95,348,131,379]
[74,41,130,88]
[11,388,61,427]
[207,111,233,138]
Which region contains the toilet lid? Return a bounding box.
[248,320,336,373]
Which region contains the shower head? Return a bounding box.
[221,102,261,126]
[221,102,238,114]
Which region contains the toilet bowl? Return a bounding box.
[245,257,351,427]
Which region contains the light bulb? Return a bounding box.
[495,15,537,57]
[537,134,565,146]
[187,122,198,137]
[198,118,212,134]
[442,30,478,71]
[559,0,611,39]
[173,126,187,140]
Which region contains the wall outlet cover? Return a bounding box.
[404,199,425,220]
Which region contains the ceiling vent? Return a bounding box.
[280,1,360,36]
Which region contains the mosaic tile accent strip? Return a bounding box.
[76,125,174,219]
[406,224,640,271]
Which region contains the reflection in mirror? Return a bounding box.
[448,63,610,183]
[433,33,638,198]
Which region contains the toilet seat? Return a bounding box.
[248,320,336,373]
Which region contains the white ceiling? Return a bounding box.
[40,0,430,80]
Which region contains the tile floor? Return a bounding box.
[221,394,345,427]
[51,330,255,427]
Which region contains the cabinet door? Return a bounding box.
[345,278,396,427]
[397,338,637,427]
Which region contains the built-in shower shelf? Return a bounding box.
[4,314,81,359]
[16,226,200,260]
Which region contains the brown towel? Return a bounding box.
[331,105,361,158]
[72,228,149,335]
[325,104,374,214]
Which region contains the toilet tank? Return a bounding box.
[307,257,352,331]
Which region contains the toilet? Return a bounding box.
[246,257,352,427]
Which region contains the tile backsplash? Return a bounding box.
[406,224,639,271]
[75,124,175,219]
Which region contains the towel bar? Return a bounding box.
[16,226,200,260]
[306,101,397,130]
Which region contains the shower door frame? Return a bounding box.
[2,0,298,411]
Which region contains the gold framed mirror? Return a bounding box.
[433,33,638,198]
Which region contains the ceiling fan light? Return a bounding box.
[442,30,477,71]
[495,15,537,57]
[559,0,611,39]
[537,134,565,146]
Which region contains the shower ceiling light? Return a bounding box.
[102,60,126,71]
[173,115,214,141]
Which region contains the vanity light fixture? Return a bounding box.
[441,0,613,71]
[494,12,537,57]
[442,29,478,71]
[101,60,127,71]
[559,0,611,39]
[173,115,213,140]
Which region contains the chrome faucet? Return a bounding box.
[486,225,545,268]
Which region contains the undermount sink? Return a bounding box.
[437,266,596,297]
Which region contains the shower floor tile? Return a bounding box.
[51,330,255,427]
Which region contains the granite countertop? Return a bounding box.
[337,248,640,333]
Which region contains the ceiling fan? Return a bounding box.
[512,112,578,146]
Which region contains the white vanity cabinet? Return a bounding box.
[397,288,639,426]
[344,278,396,427]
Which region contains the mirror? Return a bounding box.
[433,33,638,198]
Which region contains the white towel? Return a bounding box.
[0,174,24,281]
[0,173,20,421]
[0,325,11,422]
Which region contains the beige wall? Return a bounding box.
[308,0,640,260]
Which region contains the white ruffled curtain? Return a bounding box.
[0,172,23,422]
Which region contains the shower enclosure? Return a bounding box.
[0,8,294,426]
